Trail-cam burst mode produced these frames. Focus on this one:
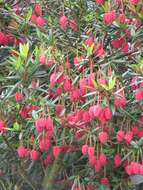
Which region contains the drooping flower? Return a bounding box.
[39,138,50,151]
[0,32,6,45]
[86,37,94,47]
[100,177,109,186]
[59,15,68,29]
[30,149,39,160]
[81,145,88,155]
[69,19,76,31]
[55,104,63,114]
[124,131,133,144]
[53,146,61,157]
[89,104,102,119]
[114,154,122,167]
[82,111,90,123]
[13,4,22,15]
[17,145,28,158]
[131,76,139,90]
[98,131,108,144]
[125,165,133,175]
[69,88,81,102]
[122,43,129,54]
[35,117,47,133]
[34,3,42,16]
[88,146,95,157]
[116,130,125,142]
[39,54,46,65]
[47,58,55,67]
[104,107,112,120]
[0,120,6,131]
[129,0,140,5]
[135,89,143,101]
[31,13,37,23]
[95,160,102,172]
[64,79,72,92]
[19,106,31,119]
[79,78,87,94]
[131,162,141,174]
[36,16,45,27]
[94,44,105,57]
[0,32,9,45]
[132,126,139,136]
[42,154,52,166]
[99,153,107,166]
[139,165,143,175]
[103,10,116,24]
[89,155,97,166]
[95,0,104,5]
[46,116,54,131]
[15,91,23,102]
[111,37,126,49]
[119,14,126,23]
[114,97,127,108]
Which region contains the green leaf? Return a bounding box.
[16,56,22,70]
[131,64,140,72]
[138,58,143,68]
[110,104,116,115]
[131,27,136,37]
[26,8,33,22]
[13,122,21,131]
[102,1,110,12]
[36,28,42,39]
[87,44,94,57]
[108,77,116,91]
[34,46,40,62]
[131,58,143,72]
[81,98,95,109]
[4,82,20,100]
[138,137,143,146]
[92,80,98,89]
[99,185,110,190]
[130,141,139,149]
[138,13,143,20]
[31,110,39,120]
[19,43,29,59]
[83,91,97,98]
[100,83,109,91]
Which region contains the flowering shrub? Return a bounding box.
[0,0,143,189]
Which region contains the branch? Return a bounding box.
[42,155,63,190]
[2,135,38,190]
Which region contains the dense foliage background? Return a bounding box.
[0,0,143,189]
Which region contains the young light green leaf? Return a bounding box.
[13,122,21,131]
[19,43,29,59]
[108,77,116,91]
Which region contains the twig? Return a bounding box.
[2,135,37,190]
[42,155,63,190]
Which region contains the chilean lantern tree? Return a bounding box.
[0,0,143,190]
